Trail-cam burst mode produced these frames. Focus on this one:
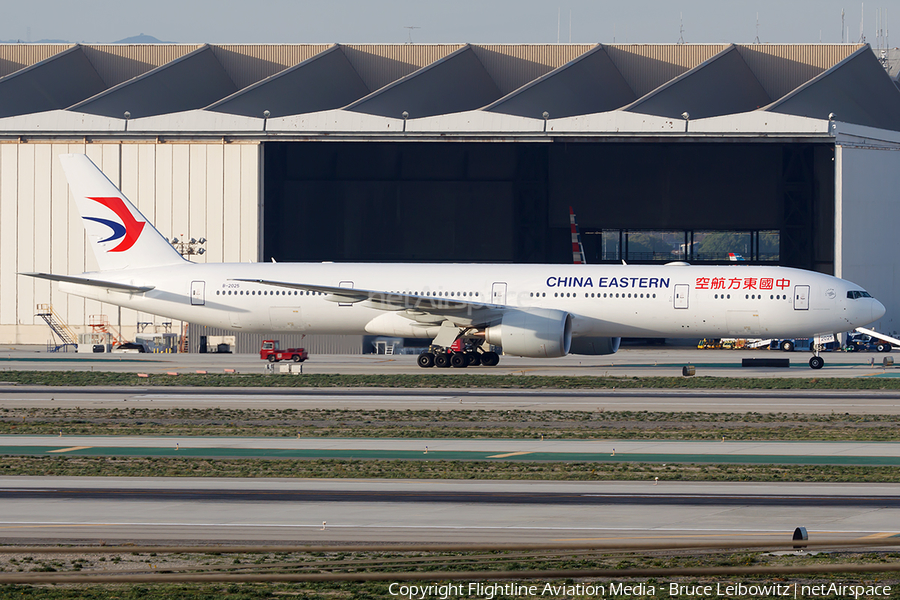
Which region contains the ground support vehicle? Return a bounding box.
[260,340,309,362]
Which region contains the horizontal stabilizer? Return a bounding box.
[20,272,155,293]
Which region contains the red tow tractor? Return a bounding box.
[260,340,308,363]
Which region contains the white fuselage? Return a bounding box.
[59,262,884,341]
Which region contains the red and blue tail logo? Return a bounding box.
[82,197,146,252]
[60,153,185,270]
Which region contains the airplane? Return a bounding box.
[20,154,886,370]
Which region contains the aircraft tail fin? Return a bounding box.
[59,154,186,271]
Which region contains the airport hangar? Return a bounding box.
[0,42,898,352]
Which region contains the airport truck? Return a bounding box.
[259,340,309,363]
[846,332,894,353]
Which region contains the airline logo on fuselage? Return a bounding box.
[546,276,793,290]
[547,276,670,289]
[82,196,145,252]
[695,277,790,290]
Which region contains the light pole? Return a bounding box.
[170,236,206,257]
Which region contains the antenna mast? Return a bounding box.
[403,26,420,44]
[678,13,685,44]
[754,13,760,43]
[860,2,866,43]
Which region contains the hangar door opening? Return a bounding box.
[263,141,833,270]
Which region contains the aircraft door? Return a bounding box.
[191,281,205,306]
[674,284,689,309]
[339,281,353,307]
[793,285,810,310]
[491,282,508,305]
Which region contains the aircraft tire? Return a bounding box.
[809,356,824,369]
[467,352,481,366]
[434,353,451,368]
[481,351,500,367]
[267,355,278,363]
[417,353,435,368]
[450,353,468,368]
[781,341,794,352]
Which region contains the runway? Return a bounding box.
[3,387,900,413]
[3,435,899,466]
[0,477,896,545]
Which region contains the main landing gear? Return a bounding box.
[417,344,500,368]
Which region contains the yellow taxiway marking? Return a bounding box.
[47,446,92,453]
[487,452,534,459]
[859,532,900,539]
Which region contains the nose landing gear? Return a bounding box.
[809,341,825,369]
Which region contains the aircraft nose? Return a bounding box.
[873,298,887,322]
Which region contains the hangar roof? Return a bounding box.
[1,42,899,134]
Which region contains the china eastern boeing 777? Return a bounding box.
[21,154,886,370]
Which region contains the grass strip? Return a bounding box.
[3,407,900,441]
[2,370,900,389]
[1,455,899,482]
[0,550,898,600]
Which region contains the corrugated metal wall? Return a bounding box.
[605,44,730,97]
[0,43,865,107]
[0,142,260,345]
[735,44,862,101]
[0,44,72,78]
[211,44,333,89]
[471,44,596,95]
[80,45,202,87]
[835,143,900,337]
[341,44,464,92]
[187,324,363,354]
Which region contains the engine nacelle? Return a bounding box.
[484,308,572,358]
[569,336,621,356]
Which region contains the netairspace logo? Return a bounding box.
[387,580,894,599]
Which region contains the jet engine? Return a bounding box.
[569,336,621,356]
[484,308,572,358]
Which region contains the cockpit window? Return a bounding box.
[847,290,872,299]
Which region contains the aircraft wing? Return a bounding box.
[20,272,155,294]
[231,278,504,326]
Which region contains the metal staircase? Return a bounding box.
[35,304,77,352]
[179,322,189,353]
[89,314,124,346]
